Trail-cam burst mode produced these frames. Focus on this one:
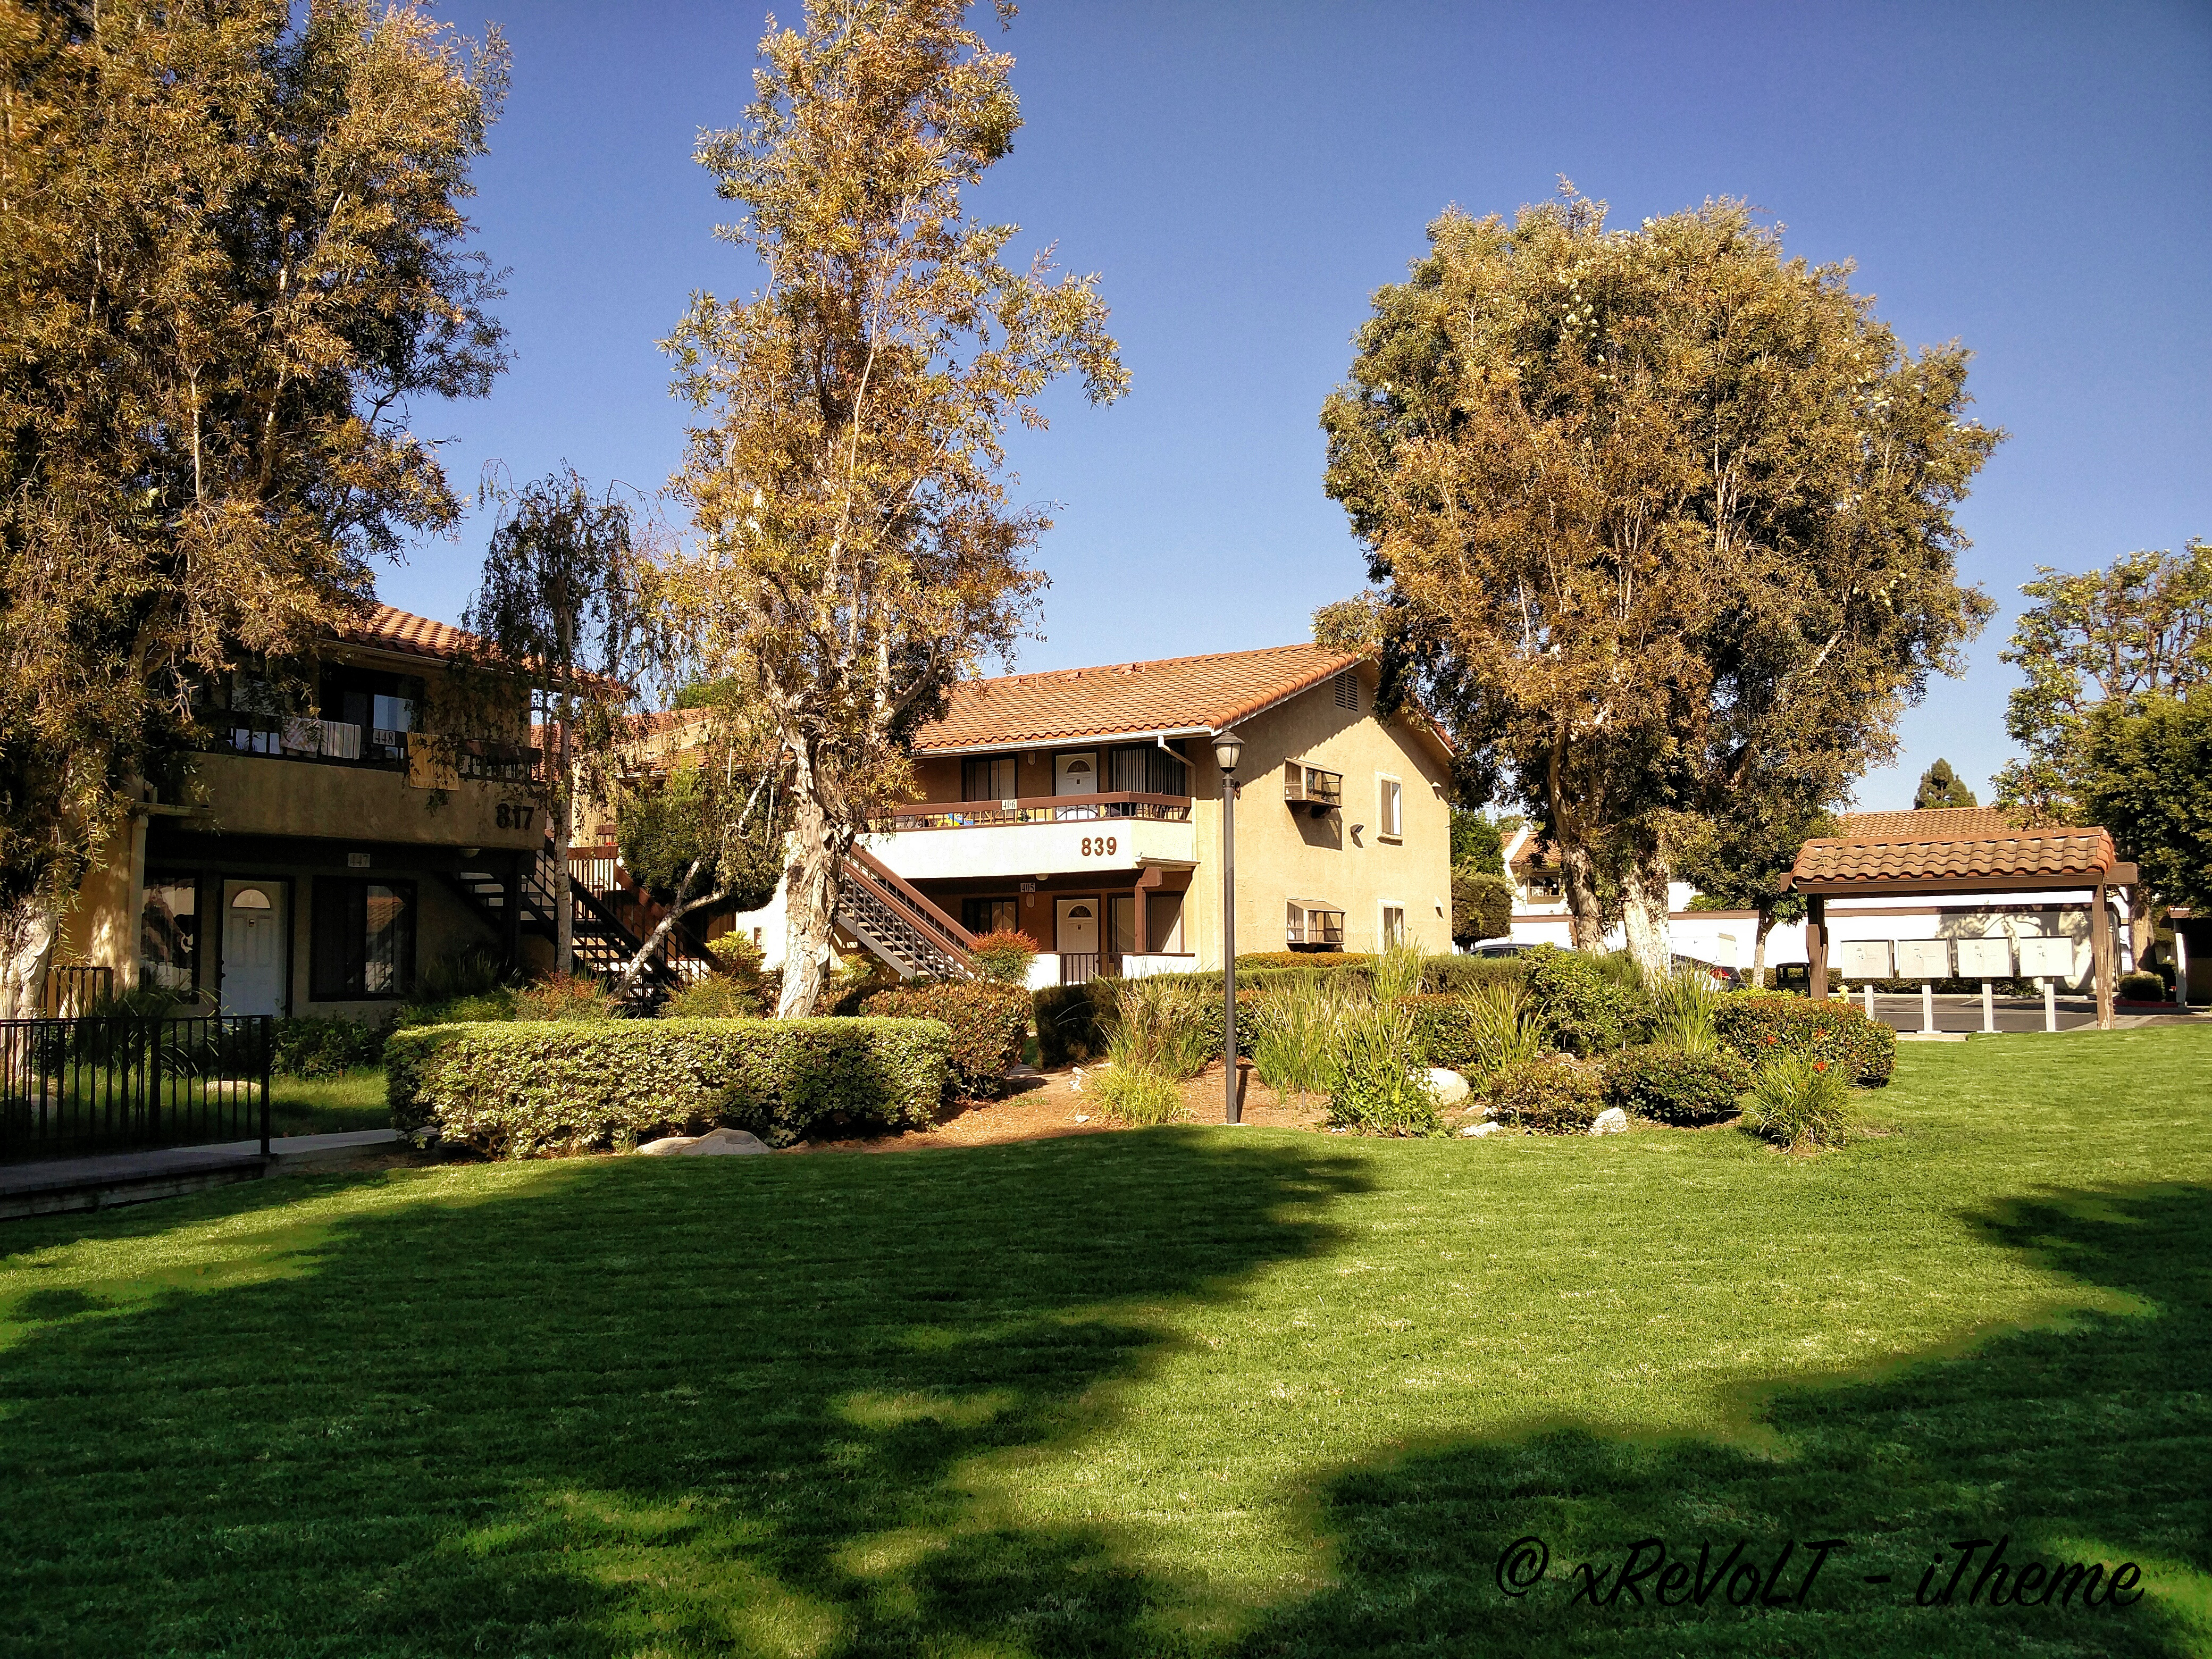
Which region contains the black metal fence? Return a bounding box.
[1,1015,272,1161]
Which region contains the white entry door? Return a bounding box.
[1056,898,1099,957]
[221,880,287,1016]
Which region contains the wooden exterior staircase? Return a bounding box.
[833,846,978,981]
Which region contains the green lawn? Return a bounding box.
[269,1067,392,1138]
[2,1029,2207,1657]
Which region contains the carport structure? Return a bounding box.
[1786,820,2136,1030]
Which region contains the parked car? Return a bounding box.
[1671,953,1742,989]
[1468,939,1538,959]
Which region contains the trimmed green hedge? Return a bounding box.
[1487,1053,1606,1133]
[384,1017,951,1155]
[1713,992,1896,1086]
[273,1016,386,1078]
[860,979,1029,1099]
[1605,1044,1752,1125]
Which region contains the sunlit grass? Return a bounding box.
[1,1029,2206,1657]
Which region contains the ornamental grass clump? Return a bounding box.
[1249,974,1346,1103]
[1101,976,1217,1080]
[1649,966,1724,1054]
[1088,1063,1184,1126]
[1739,1055,1856,1150]
[1325,997,1441,1137]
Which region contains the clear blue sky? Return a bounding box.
[383,0,2211,812]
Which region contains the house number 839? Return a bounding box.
[1079,835,1118,857]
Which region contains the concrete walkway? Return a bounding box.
[1,1129,401,1221]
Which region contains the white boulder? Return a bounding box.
[1427,1067,1470,1107]
[1457,1121,1503,1138]
[1588,1107,1629,1136]
[639,1128,768,1157]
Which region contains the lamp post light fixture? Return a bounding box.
[1212,728,1245,1124]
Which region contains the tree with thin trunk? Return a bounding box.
[0,1,507,1018]
[1995,538,2211,966]
[463,467,650,978]
[660,0,1126,1016]
[1319,189,1997,978]
[609,707,787,997]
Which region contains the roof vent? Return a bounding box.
[1334,671,1358,712]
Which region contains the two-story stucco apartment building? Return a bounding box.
[726,643,1457,984]
[55,607,563,1018]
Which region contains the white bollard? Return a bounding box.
[1981,979,1995,1033]
[1864,982,1876,1021]
[1921,981,1934,1034]
[2042,978,2057,1033]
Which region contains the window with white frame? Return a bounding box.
[1377,775,1403,840]
[1380,903,1406,949]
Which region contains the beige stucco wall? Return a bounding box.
[1180,666,1454,968]
[190,751,542,851]
[56,814,147,988]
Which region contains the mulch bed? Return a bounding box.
[793,1059,1333,1153]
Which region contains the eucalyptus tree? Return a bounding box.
[1320,190,1998,976]
[0,0,507,1016]
[660,0,1126,1015]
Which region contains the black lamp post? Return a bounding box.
[1213,727,1245,1124]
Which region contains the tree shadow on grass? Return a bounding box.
[0,1131,1371,1657]
[1236,1181,2212,1659]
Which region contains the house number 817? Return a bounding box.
[1079,835,1118,857]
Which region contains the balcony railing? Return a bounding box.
[215,719,538,782]
[873,791,1192,831]
[1285,764,1343,815]
[1287,911,1345,949]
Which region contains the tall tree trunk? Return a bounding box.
[2127,882,2155,978]
[0,893,62,1022]
[1750,906,1775,989]
[776,779,853,1018]
[1557,842,1606,950]
[1619,851,1671,982]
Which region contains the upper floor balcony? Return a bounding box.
[188,725,543,850]
[864,790,1196,883]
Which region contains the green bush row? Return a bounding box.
[384,1017,951,1155]
[272,1016,386,1078]
[1604,1044,1752,1126]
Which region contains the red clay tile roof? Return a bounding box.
[1791,820,2115,887]
[913,644,1371,751]
[334,604,480,662]
[1839,807,2017,840]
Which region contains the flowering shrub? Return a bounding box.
[1713,992,1896,1085]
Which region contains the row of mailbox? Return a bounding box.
[1833,935,2078,982]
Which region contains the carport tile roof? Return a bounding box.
[1792,820,2116,886]
[913,644,1367,751]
